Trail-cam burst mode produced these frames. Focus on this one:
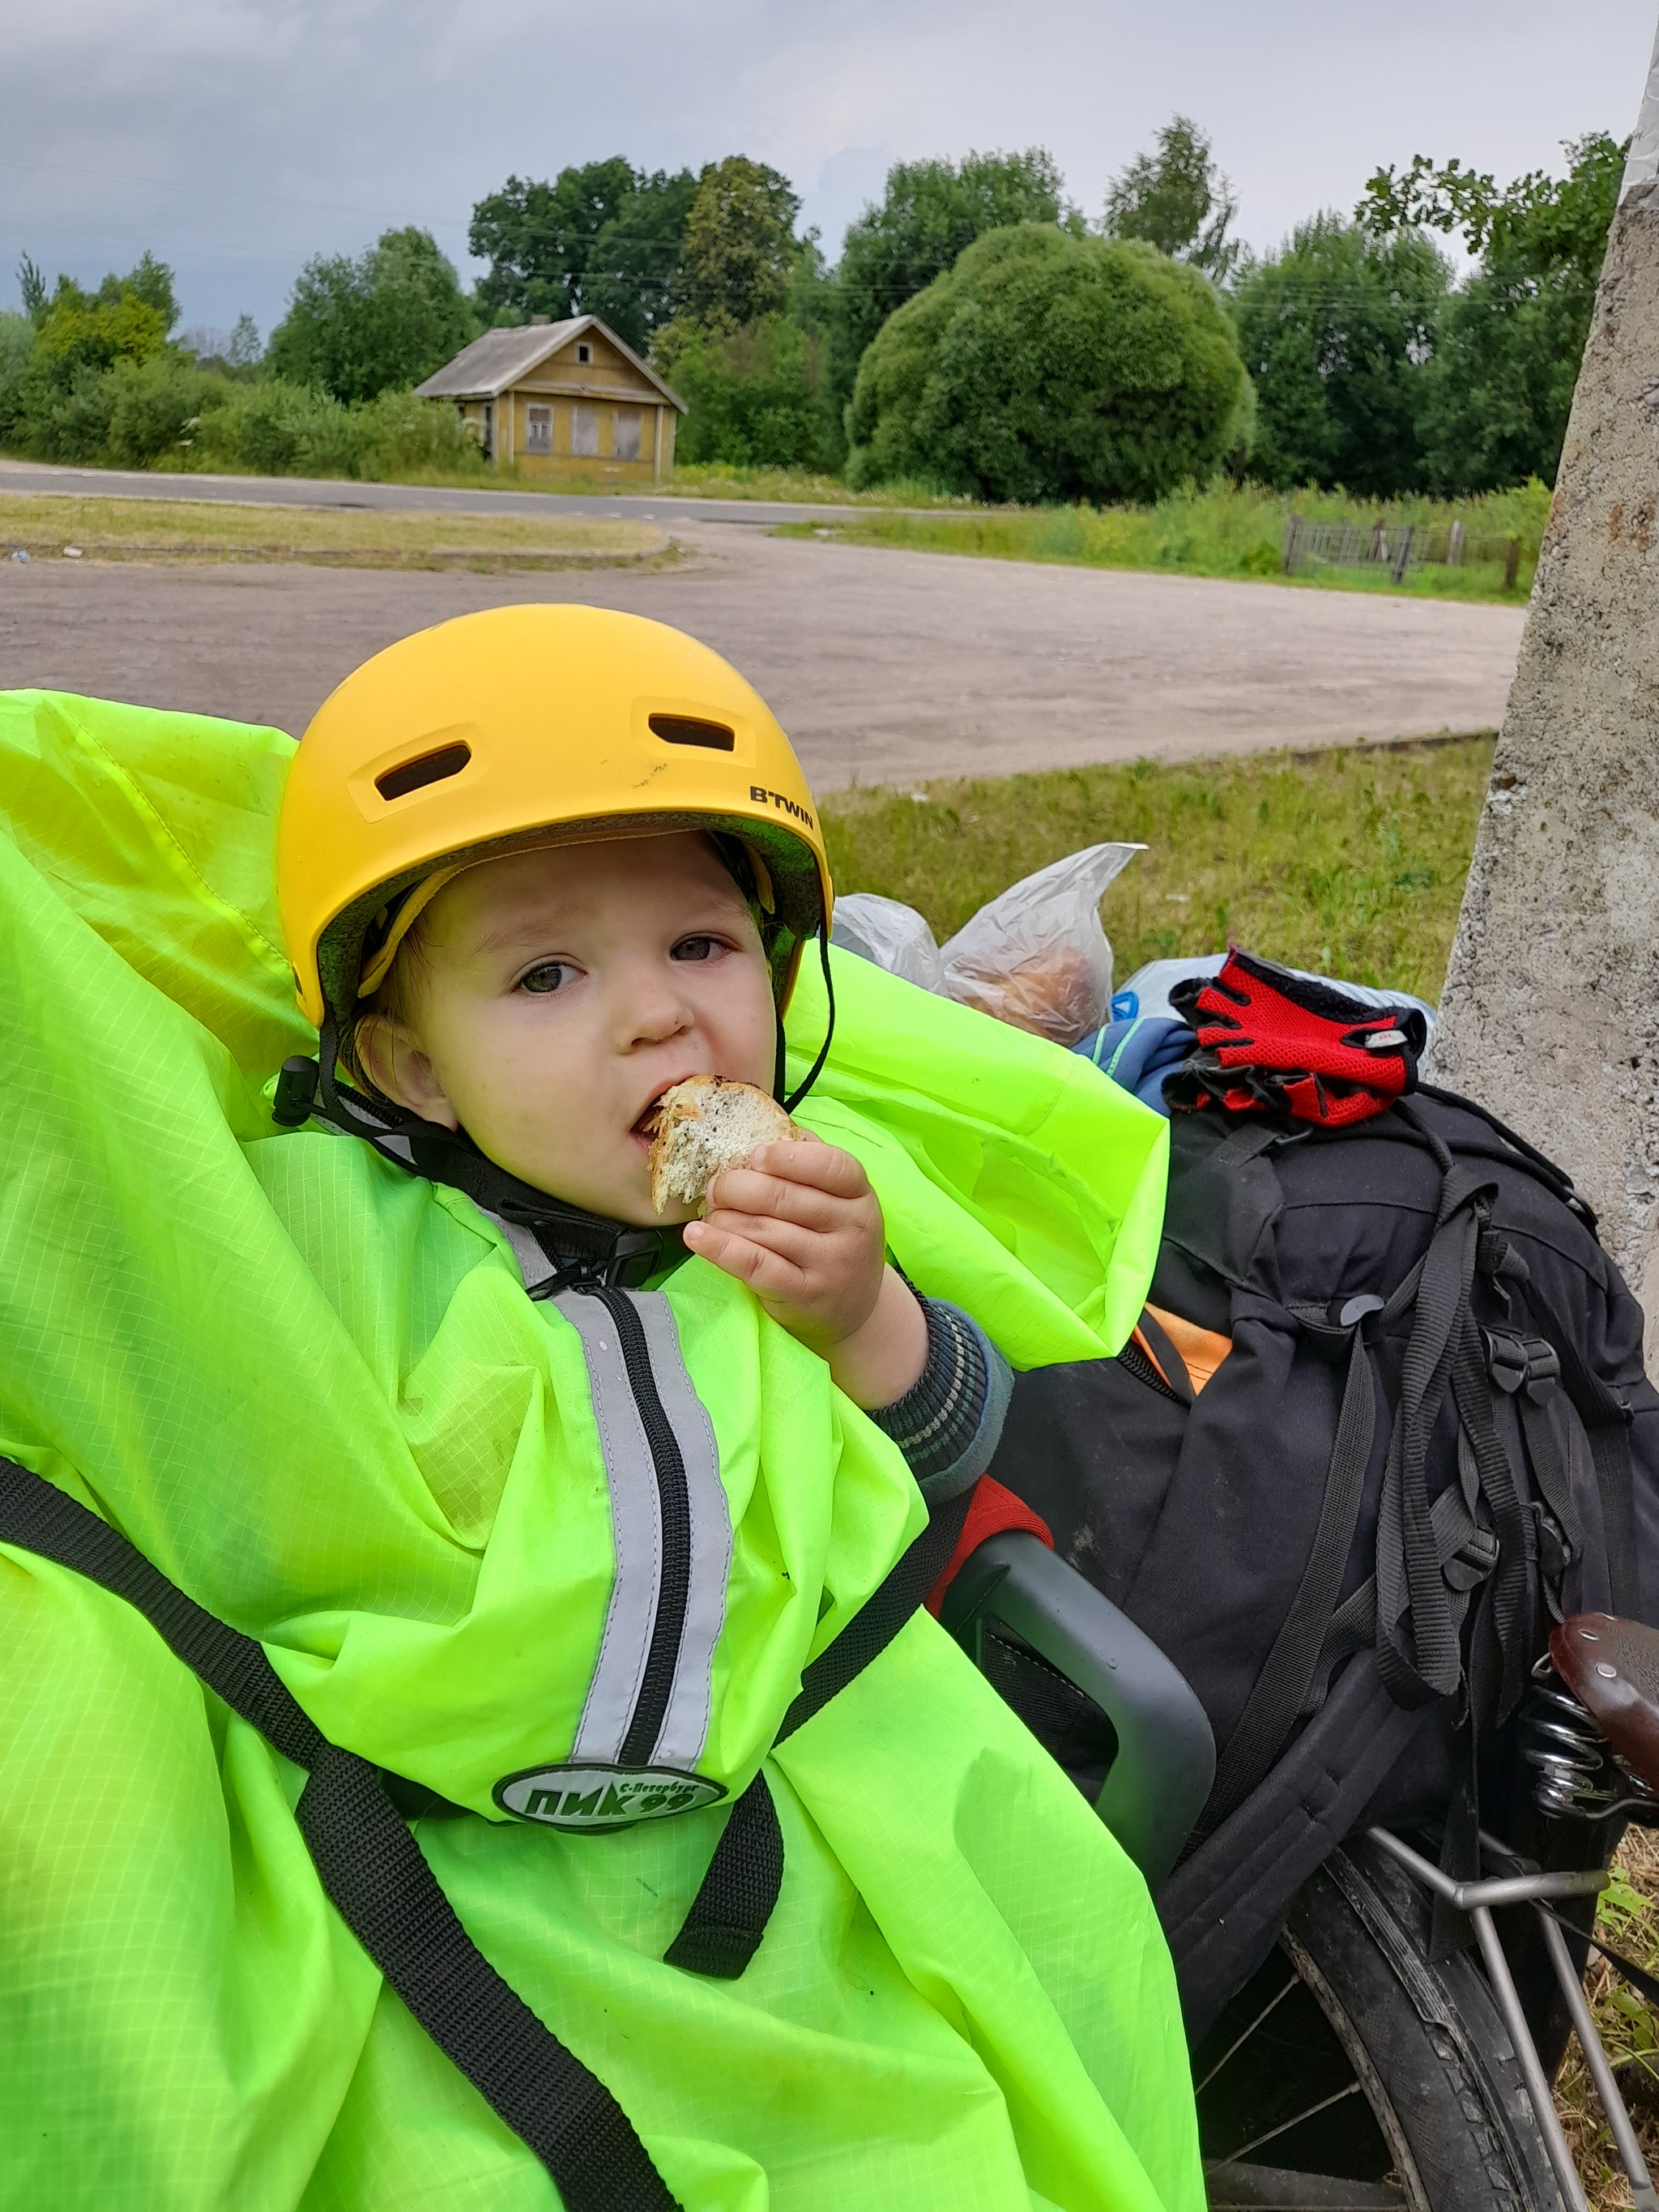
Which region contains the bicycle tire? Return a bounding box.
[1196,1837,1570,2211]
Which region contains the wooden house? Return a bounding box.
[414,315,685,479]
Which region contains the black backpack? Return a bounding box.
[988,1080,1659,2032]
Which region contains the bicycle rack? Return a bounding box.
[1367,1826,1658,2212]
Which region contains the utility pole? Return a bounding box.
[1431,16,1659,1357]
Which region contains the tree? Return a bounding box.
[1230,215,1450,494]
[11,254,180,460]
[180,314,263,378]
[467,160,704,348]
[227,313,262,372]
[1360,133,1626,491]
[672,157,800,330]
[582,169,702,350]
[267,228,475,403]
[28,255,178,386]
[828,150,1068,423]
[18,255,47,326]
[468,159,640,324]
[0,313,36,441]
[1102,117,1239,284]
[654,313,825,468]
[846,222,1249,504]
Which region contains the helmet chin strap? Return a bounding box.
[272,1020,681,1295]
[775,926,837,1113]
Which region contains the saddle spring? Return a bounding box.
[1524,1654,1621,1818]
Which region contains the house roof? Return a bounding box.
[414,315,685,411]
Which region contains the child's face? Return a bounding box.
[357,832,778,1225]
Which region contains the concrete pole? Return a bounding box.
[1431,15,1659,1356]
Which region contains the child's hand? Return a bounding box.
[683,1136,928,1409]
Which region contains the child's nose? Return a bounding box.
[621,966,696,1048]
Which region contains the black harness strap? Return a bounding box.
[664,1485,973,1980]
[1201,1316,1377,1830]
[0,1455,679,2212]
[1521,1278,1640,1616]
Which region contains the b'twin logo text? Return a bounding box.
[750,784,817,829]
[493,1762,725,1830]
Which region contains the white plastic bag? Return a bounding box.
[830,892,946,994]
[936,842,1143,1046]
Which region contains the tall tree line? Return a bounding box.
[3,121,1627,497]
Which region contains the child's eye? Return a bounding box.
[518,961,576,995]
[671,935,724,963]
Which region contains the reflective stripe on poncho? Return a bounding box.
[0,689,1197,2212]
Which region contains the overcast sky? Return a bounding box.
[3,0,1655,341]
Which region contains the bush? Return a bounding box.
[0,313,36,442]
[181,377,487,479]
[654,313,826,468]
[827,150,1068,437]
[31,368,119,463]
[346,389,489,479]
[846,224,1250,504]
[104,356,234,467]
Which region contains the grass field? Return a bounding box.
[821,732,1495,1004]
[782,479,1552,605]
[0,492,672,570]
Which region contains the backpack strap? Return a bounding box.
[0,1455,680,2212]
[1199,1312,1378,1830]
[1519,1276,1640,1615]
[663,1484,973,1979]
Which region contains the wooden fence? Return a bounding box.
[1282,514,1520,590]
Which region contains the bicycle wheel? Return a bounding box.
[1195,1836,1570,2211]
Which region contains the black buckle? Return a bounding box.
[1445,1525,1500,1591]
[271,1055,321,1128]
[1483,1328,1560,1398]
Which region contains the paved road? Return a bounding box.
[0,457,859,528]
[0,497,1525,791]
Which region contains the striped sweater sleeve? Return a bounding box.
[866,1296,1013,1503]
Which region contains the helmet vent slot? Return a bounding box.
[375,742,472,801]
[649,714,735,752]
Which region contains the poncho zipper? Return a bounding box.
[579,1284,697,1766]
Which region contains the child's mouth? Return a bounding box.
[630,1076,695,1151]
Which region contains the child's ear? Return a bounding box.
[355,1014,459,1129]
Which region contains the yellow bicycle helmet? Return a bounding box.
[278,604,833,1038]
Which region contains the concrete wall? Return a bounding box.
[1431,30,1659,1353]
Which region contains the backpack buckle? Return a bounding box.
[1445,1524,1500,1592]
[1483,1328,1560,1398]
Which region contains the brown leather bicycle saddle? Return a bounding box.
[1550,1613,1659,1795]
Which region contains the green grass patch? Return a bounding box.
[781,479,1553,603]
[820,734,1495,1004]
[0,492,668,570]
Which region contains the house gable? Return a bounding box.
[415,316,684,412]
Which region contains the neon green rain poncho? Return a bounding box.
[0,688,1199,2212]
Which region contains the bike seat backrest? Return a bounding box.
[1550,1612,1659,1793]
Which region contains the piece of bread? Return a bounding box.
[646,1076,801,1216]
[953,944,1102,1046]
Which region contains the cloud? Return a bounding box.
[1,0,1652,331]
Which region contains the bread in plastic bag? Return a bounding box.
[937,843,1143,1046]
[830,892,946,993]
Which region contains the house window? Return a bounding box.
[613,407,643,462]
[525,404,552,454]
[576,343,591,364]
[571,404,600,458]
